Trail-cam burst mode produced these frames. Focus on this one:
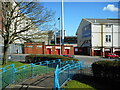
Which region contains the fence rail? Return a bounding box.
[0,59,76,89]
[54,61,84,89]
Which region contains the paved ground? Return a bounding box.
[6,72,54,90]
[0,54,117,64]
[74,55,117,65]
[0,54,28,61]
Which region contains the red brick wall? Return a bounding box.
[24,42,43,54]
[24,43,74,55]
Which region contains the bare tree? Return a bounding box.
[0,1,54,65]
[48,30,54,45]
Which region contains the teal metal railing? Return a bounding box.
[0,59,76,89]
[54,61,84,89]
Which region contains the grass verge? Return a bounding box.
[2,61,27,68]
[64,80,96,90]
[1,61,55,89]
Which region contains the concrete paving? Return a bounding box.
[6,72,54,90]
[74,55,117,65]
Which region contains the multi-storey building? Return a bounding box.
[30,30,54,45]
[56,30,66,37]
[76,18,120,56]
[0,1,38,54]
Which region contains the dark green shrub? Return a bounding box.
[92,60,120,80]
[25,54,79,63]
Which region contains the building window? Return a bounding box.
[106,35,111,42]
[27,46,33,48]
[37,45,42,48]
[105,24,111,28]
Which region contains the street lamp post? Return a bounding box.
[61,0,64,45]
[54,23,57,45]
[58,18,61,55]
[54,32,56,45]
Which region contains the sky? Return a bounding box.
[42,2,119,36]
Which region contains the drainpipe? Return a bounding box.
[112,24,113,53]
[101,24,104,56]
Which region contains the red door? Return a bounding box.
[47,48,51,54]
[65,49,69,55]
[94,50,101,56]
[56,49,60,55]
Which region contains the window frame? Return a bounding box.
[105,35,111,43]
[105,24,111,28]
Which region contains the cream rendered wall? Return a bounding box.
[91,24,101,47]
[103,24,119,48]
[92,23,120,48]
[118,25,120,47]
[102,24,112,48]
[112,24,120,47]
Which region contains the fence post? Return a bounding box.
[11,64,15,83]
[68,64,70,80]
[2,67,6,72]
[58,59,61,62]
[54,65,60,90]
[78,61,81,70]
[59,61,61,68]
[31,63,34,78]
[58,59,61,68]
[39,62,42,65]
[81,61,84,69]
[46,61,49,73]
[71,60,74,64]
[24,65,26,69]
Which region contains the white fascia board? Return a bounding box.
[84,18,93,24]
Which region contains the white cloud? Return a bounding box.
[103,4,118,12]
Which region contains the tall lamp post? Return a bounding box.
[54,23,57,45]
[58,18,61,55]
[61,0,64,45]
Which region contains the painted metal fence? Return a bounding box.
[0,59,76,89]
[54,61,84,89]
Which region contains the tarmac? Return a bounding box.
[5,72,54,90]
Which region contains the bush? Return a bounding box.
[92,60,120,80]
[25,54,79,63]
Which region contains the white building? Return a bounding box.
[0,1,38,54]
[76,18,120,56]
[56,30,66,37]
[30,30,54,45]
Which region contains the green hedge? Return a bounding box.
[92,60,120,80]
[25,54,79,63]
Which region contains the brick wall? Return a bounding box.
[24,42,74,55]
